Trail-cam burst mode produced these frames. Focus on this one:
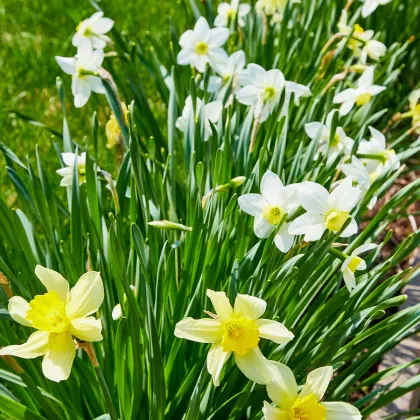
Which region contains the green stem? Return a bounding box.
[356,153,387,163]
[328,247,348,261]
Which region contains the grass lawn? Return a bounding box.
[0,0,187,201]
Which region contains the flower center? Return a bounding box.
[221,317,260,356]
[356,93,372,106]
[263,204,284,225]
[263,86,277,102]
[330,133,341,147]
[26,291,69,333]
[195,42,209,56]
[325,209,349,232]
[369,171,379,183]
[348,256,363,272]
[289,394,326,420]
[227,8,237,19]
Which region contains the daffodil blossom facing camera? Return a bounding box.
[55,38,105,108]
[263,363,361,420]
[238,171,300,253]
[214,0,251,28]
[174,289,294,386]
[177,17,229,73]
[333,66,385,116]
[0,266,104,382]
[72,12,114,49]
[56,152,100,187]
[288,177,361,241]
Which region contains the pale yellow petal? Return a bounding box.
[0,330,49,359]
[42,332,76,382]
[66,271,104,319]
[70,317,103,342]
[175,317,222,343]
[8,296,32,327]
[234,293,266,320]
[207,342,231,386]
[300,366,333,401]
[324,401,362,420]
[266,361,298,411]
[35,265,69,303]
[234,348,272,384]
[255,319,294,344]
[262,401,289,420]
[206,289,233,321]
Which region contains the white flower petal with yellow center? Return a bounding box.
[72,11,114,49]
[174,289,294,386]
[360,0,392,18]
[176,96,223,141]
[263,362,361,420]
[289,177,361,242]
[238,170,300,253]
[177,17,229,73]
[341,243,378,292]
[56,151,96,187]
[305,110,354,163]
[0,266,104,382]
[358,126,400,174]
[333,66,385,116]
[56,39,105,108]
[214,0,251,28]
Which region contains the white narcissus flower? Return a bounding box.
[305,110,354,163]
[175,289,294,386]
[72,12,114,49]
[177,17,229,73]
[214,0,251,28]
[360,0,392,18]
[339,156,378,210]
[57,152,96,187]
[358,126,400,173]
[56,39,105,108]
[176,96,223,141]
[256,0,288,16]
[285,81,312,106]
[263,363,361,420]
[289,177,361,241]
[238,171,300,253]
[236,64,285,122]
[0,266,104,382]
[333,66,386,116]
[341,244,378,292]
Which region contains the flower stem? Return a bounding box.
[328,247,348,261]
[79,342,119,420]
[356,153,387,163]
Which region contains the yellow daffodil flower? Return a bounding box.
[0,266,104,382]
[263,363,361,420]
[175,289,294,386]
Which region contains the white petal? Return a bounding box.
[266,361,298,410]
[368,126,386,149]
[72,80,91,108]
[91,17,114,34]
[261,171,283,204]
[194,17,211,39]
[274,223,295,253]
[42,332,75,382]
[76,38,93,67]
[55,57,77,75]
[303,224,326,242]
[288,212,325,236]
[69,317,103,342]
[333,89,356,104]
[339,100,356,116]
[112,304,123,320]
[248,63,266,87]
[328,177,360,211]
[254,216,276,238]
[238,194,266,216]
[277,184,301,215]
[0,331,49,358]
[343,268,356,292]
[66,271,104,319]
[195,55,209,73]
[35,265,69,303]
[362,1,378,17]
[207,343,231,386]
[255,319,294,344]
[61,152,77,167]
[8,296,32,327]
[262,401,289,420]
[234,294,266,320]
[340,217,358,237]
[352,243,378,256]
[300,366,333,401]
[234,348,272,384]
[56,167,73,177]
[367,85,386,96]
[177,49,195,65]
[298,182,329,214]
[179,29,195,48]
[174,317,222,343]
[357,66,374,88]
[208,48,229,68]
[324,402,361,420]
[304,122,328,141]
[60,175,73,187]
[86,76,105,94]
[236,85,261,105]
[205,101,223,123]
[208,28,229,48]
[206,289,233,321]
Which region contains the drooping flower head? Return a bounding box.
[263,363,361,420]
[176,96,223,141]
[333,66,385,116]
[72,12,114,49]
[56,38,105,108]
[175,289,294,386]
[288,177,361,241]
[214,0,251,28]
[238,171,300,253]
[0,266,104,382]
[177,17,229,73]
